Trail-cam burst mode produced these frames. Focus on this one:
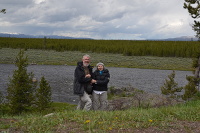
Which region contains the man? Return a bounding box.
[73,54,95,110]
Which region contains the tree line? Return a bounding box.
[0,37,199,58]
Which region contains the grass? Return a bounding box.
[0,100,200,132]
[0,48,193,70]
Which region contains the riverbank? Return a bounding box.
[0,48,193,71]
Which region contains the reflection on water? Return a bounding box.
[0,64,192,104]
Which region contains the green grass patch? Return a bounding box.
[0,100,200,132]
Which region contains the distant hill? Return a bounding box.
[149,36,198,41]
[0,33,93,40]
[162,36,198,41]
[0,33,198,41]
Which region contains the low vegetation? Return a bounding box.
[0,100,200,132]
[0,48,193,70]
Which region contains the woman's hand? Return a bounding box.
[85,74,91,78]
[91,79,97,83]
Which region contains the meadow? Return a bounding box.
[1,101,200,132]
[0,48,193,70]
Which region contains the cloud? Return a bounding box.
[0,0,195,39]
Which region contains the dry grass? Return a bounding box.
[0,48,193,70]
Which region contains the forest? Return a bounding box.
[0,37,199,58]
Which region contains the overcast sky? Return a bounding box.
[0,0,196,40]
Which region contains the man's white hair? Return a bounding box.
[82,54,91,59]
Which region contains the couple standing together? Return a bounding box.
[73,54,110,111]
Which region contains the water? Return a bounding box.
[0,64,192,104]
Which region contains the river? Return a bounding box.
[0,64,192,104]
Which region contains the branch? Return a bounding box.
[0,9,6,14]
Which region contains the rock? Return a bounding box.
[107,91,183,111]
[44,113,54,117]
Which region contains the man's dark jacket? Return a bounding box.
[93,69,110,91]
[73,61,93,96]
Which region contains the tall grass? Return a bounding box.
[1,100,200,132]
[0,48,193,70]
[0,37,199,58]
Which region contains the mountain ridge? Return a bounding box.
[0,33,198,41]
[0,33,93,40]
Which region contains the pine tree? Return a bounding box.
[184,0,200,90]
[6,49,37,114]
[182,76,200,101]
[184,0,200,39]
[35,76,52,110]
[161,71,183,98]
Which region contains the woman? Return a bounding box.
[92,62,110,110]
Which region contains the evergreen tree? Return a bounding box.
[6,49,36,114]
[182,76,200,101]
[161,71,183,98]
[35,76,52,110]
[43,36,47,49]
[184,0,200,39]
[184,0,200,90]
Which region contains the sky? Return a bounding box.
[0,0,196,40]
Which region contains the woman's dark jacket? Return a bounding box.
[73,61,93,96]
[93,69,110,91]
